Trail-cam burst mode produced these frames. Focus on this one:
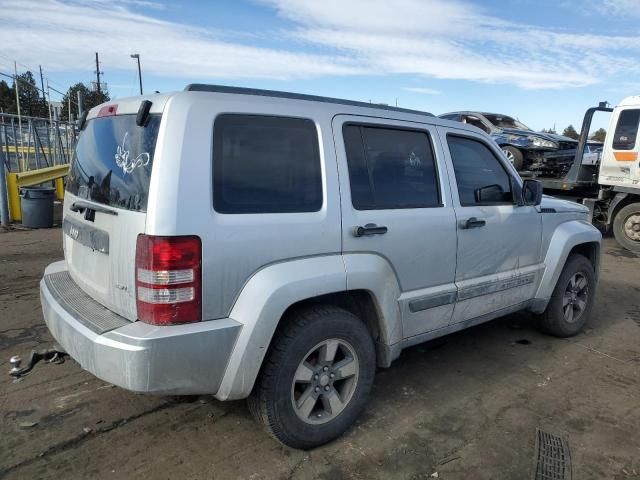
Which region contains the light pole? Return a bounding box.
[130,54,143,95]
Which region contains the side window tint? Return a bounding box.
[343,125,440,210]
[447,136,513,206]
[213,115,322,214]
[613,109,640,151]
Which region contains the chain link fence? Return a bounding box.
[1,113,77,172]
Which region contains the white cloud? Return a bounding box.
[404,87,442,95]
[0,0,364,82]
[597,0,640,16]
[266,0,640,89]
[0,0,638,91]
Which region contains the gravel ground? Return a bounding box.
[1,227,639,480]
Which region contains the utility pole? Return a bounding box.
[77,90,83,117]
[0,147,10,226]
[39,65,47,112]
[130,54,143,95]
[94,52,102,94]
[13,61,24,172]
[46,79,53,125]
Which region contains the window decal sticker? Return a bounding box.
[115,132,150,174]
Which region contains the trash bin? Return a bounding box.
[20,186,55,228]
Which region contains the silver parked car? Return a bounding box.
[41,85,601,449]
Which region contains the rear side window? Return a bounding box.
[343,125,440,210]
[213,115,322,214]
[612,109,640,150]
[447,135,513,206]
[67,114,161,212]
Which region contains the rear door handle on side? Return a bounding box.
[459,217,486,229]
[353,223,388,237]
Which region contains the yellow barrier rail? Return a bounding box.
[2,146,70,155]
[6,164,70,222]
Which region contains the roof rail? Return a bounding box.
[184,84,434,117]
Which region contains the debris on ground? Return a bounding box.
[18,421,38,429]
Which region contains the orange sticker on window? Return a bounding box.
[614,151,638,162]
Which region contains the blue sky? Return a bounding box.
[1,0,639,132]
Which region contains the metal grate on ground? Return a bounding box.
[532,429,572,480]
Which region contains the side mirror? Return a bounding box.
[522,179,543,206]
[474,184,505,203]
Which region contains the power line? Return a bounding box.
[0,70,45,94]
[0,70,78,107]
[0,55,94,106]
[0,53,34,74]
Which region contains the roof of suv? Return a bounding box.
[185,84,435,118]
[440,111,504,117]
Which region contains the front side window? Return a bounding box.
[343,125,440,210]
[213,115,322,214]
[447,135,514,206]
[612,109,640,151]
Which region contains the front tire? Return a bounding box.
[613,202,640,253]
[502,146,525,170]
[538,254,596,337]
[248,305,376,449]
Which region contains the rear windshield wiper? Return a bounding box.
[70,200,118,216]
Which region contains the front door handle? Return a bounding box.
[459,217,486,229]
[353,223,388,237]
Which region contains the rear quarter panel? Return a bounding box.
[145,92,342,321]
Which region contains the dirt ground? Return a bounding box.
[1,226,639,480]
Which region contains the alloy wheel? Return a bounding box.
[502,148,515,164]
[562,272,589,324]
[291,338,359,425]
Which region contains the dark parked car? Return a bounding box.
[439,111,578,171]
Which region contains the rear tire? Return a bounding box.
[538,254,595,338]
[502,146,525,171]
[247,305,376,449]
[613,202,640,253]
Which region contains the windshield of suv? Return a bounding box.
[483,114,531,131]
[66,114,161,212]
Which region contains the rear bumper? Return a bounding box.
[41,261,241,395]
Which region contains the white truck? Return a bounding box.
[582,96,640,252]
[495,96,640,253]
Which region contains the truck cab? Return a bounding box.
[599,96,640,188]
[586,96,640,252]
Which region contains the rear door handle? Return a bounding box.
[71,201,118,216]
[353,223,388,237]
[459,217,486,229]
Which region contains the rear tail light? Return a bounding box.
[135,235,202,325]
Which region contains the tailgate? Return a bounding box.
[63,111,162,321]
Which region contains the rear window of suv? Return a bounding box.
[213,114,322,214]
[66,114,161,212]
